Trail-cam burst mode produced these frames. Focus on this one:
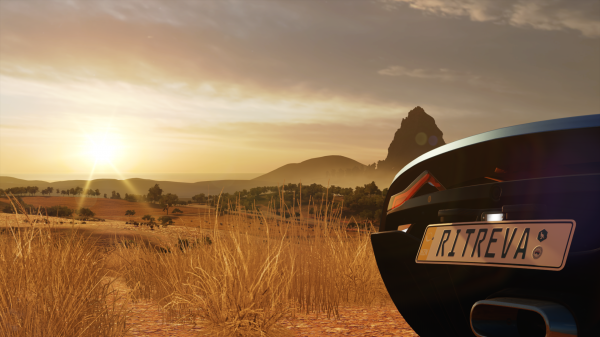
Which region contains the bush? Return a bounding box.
[2,196,34,214]
[77,208,95,219]
[46,205,74,217]
[158,216,174,226]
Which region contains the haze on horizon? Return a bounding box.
[1,0,599,182]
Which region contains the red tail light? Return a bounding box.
[388,171,445,211]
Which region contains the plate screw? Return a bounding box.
[532,246,543,259]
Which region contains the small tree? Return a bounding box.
[172,208,183,214]
[158,216,174,227]
[160,193,179,215]
[147,184,163,204]
[125,209,136,218]
[77,207,95,219]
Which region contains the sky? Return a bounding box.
[1,0,599,181]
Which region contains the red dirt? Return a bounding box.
[12,196,211,227]
[109,277,418,336]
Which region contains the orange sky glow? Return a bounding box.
[1,0,598,181]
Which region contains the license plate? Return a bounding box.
[415,220,576,271]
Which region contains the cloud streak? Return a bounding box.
[388,0,600,37]
[1,0,598,177]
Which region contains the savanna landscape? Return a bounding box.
[1,189,417,337]
[2,1,598,336]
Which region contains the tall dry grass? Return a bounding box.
[114,187,390,336]
[0,194,128,337]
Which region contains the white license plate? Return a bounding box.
[415,220,576,271]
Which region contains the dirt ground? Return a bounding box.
[11,196,214,227]
[1,213,418,336]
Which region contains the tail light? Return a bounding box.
[388,171,445,212]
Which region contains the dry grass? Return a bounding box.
[13,196,206,224]
[0,195,129,337]
[113,189,390,336]
[1,189,391,337]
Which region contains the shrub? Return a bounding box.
[46,205,74,217]
[157,216,174,226]
[77,207,95,219]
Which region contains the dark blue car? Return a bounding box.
[372,114,600,337]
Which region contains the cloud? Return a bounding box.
[377,66,515,94]
[388,0,600,37]
[378,66,475,81]
[1,0,598,152]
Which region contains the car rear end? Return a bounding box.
[372,115,600,337]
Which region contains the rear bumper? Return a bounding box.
[371,230,600,336]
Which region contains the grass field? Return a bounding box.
[9,196,209,225]
[0,194,413,337]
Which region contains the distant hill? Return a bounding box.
[1,106,446,196]
[0,156,368,198]
[252,155,366,185]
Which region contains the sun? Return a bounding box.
[87,137,118,164]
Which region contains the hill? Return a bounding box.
[1,107,446,196]
[0,156,369,198]
[252,155,366,185]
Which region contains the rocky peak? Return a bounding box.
[379,106,445,173]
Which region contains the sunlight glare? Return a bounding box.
[86,135,118,164]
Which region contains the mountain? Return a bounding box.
[378,106,446,174]
[1,106,446,196]
[0,156,367,198]
[252,155,366,185]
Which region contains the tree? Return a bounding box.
[158,216,174,226]
[27,186,39,196]
[77,207,95,219]
[70,186,83,196]
[104,193,107,198]
[192,193,207,203]
[125,209,136,217]
[147,184,163,204]
[124,193,137,202]
[172,208,183,214]
[46,206,73,217]
[160,193,179,215]
[41,187,54,196]
[95,189,100,197]
[142,214,156,227]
